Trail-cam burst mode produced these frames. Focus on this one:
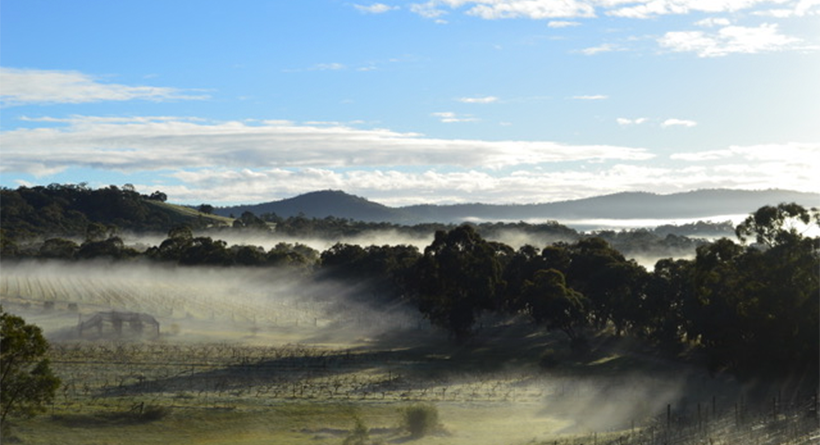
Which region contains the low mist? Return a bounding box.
[0,259,423,346]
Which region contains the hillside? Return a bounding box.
[0,185,230,242]
[215,189,820,224]
[215,190,407,222]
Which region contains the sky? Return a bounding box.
[1,0,819,207]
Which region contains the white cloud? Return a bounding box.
[579,43,620,55]
[4,115,813,205]
[658,23,801,57]
[662,118,698,127]
[572,94,608,100]
[401,1,815,55]
[0,115,654,176]
[548,20,582,28]
[431,111,480,122]
[353,3,398,14]
[410,2,449,19]
[457,96,499,103]
[670,149,734,161]
[142,142,820,205]
[605,0,782,19]
[459,0,596,19]
[616,117,649,125]
[753,0,820,17]
[312,62,347,71]
[694,17,732,27]
[0,113,820,205]
[672,143,820,162]
[408,1,804,21]
[0,68,207,106]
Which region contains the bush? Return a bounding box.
[538,348,560,369]
[401,404,439,438]
[139,405,171,421]
[343,416,369,445]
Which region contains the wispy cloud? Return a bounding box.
[548,20,582,28]
[457,96,499,104]
[605,0,788,19]
[658,23,802,57]
[407,1,813,21]
[462,0,595,19]
[353,3,398,14]
[3,115,813,205]
[662,118,698,127]
[571,94,608,100]
[0,115,654,175]
[0,68,207,106]
[694,17,732,27]
[146,143,820,206]
[579,43,620,55]
[312,62,348,71]
[410,2,449,21]
[753,0,820,18]
[398,1,817,56]
[616,117,649,126]
[431,111,480,123]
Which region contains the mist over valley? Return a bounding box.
[1,184,818,444]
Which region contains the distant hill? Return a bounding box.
[0,184,232,241]
[215,190,408,222]
[215,189,820,224]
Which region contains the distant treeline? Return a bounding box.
[287,208,818,383]
[0,183,176,242]
[1,183,727,260]
[2,184,816,382]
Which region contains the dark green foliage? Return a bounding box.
[560,237,648,335]
[320,243,421,305]
[735,202,818,247]
[519,269,587,343]
[401,404,440,438]
[138,405,172,422]
[414,225,504,341]
[39,238,79,259]
[1,308,61,425]
[538,348,560,369]
[686,215,820,377]
[0,184,190,245]
[232,211,269,231]
[2,183,816,382]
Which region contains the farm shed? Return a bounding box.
[78,311,160,337]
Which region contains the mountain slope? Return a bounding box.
[215,189,820,224]
[215,190,407,222]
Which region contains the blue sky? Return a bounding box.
[1,0,818,206]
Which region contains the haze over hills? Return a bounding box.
[215,189,820,225]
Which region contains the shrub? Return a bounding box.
[401,404,439,438]
[343,416,369,445]
[538,348,560,369]
[139,405,171,421]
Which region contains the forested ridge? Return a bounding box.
[1,184,818,383]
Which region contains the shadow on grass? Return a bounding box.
[51,405,171,428]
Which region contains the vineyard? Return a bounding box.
[1,260,818,444]
[0,261,331,328]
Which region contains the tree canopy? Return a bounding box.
[1,308,61,427]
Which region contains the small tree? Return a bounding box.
[343,416,370,445]
[402,404,440,438]
[1,307,61,429]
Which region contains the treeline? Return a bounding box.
[0,183,176,242]
[409,208,818,381]
[1,184,718,261]
[1,185,817,380]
